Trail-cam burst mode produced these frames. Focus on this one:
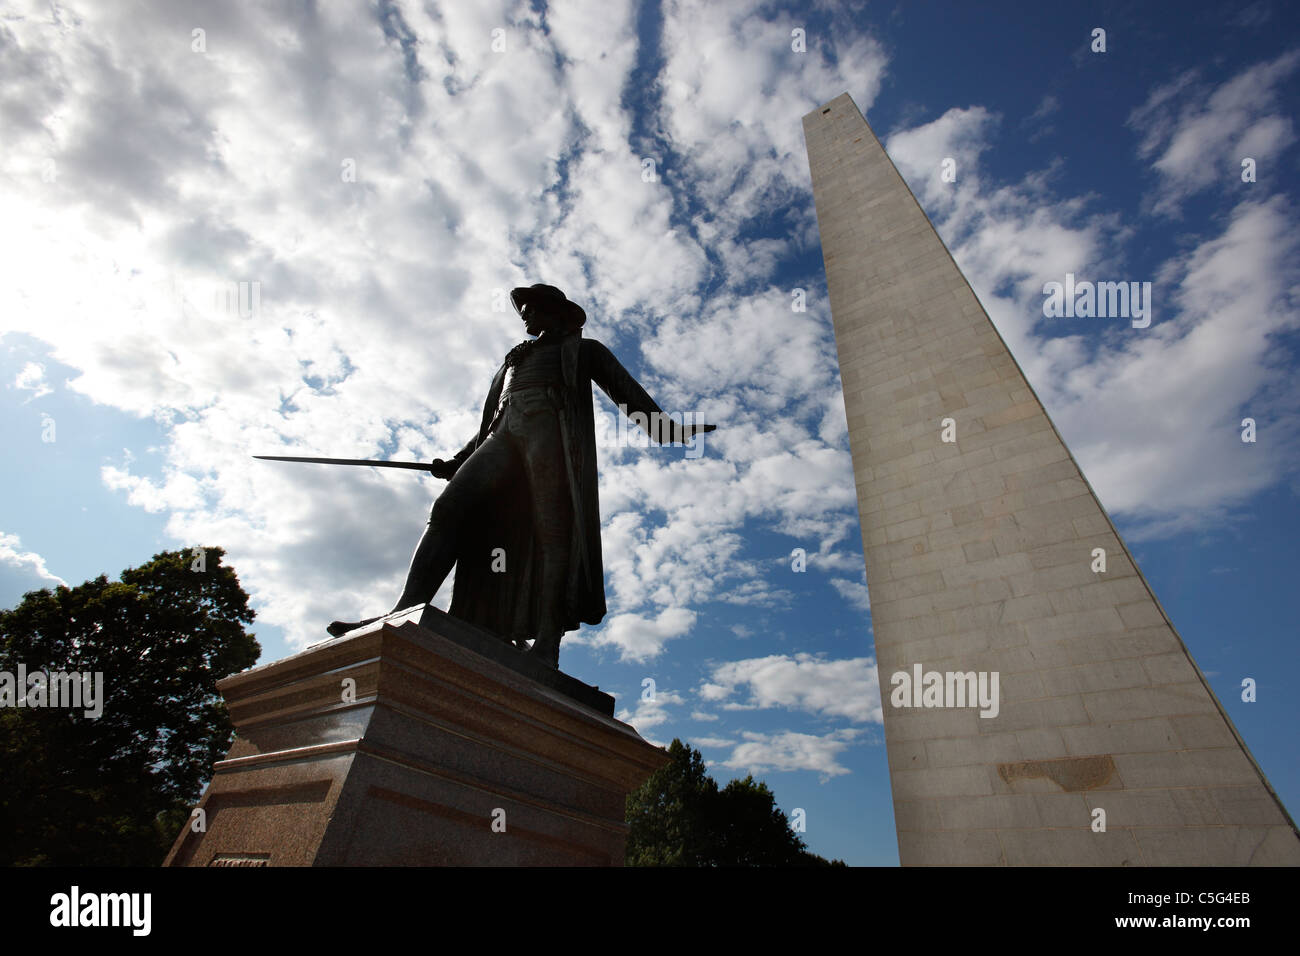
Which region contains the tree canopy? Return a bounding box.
[625,738,845,866]
[0,548,260,865]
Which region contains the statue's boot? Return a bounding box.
[528,631,561,668]
[326,616,380,637]
[324,510,458,638]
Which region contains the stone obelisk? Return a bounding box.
[803,92,1299,865]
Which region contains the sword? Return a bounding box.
[254,455,437,473]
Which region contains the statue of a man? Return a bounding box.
[328,284,714,668]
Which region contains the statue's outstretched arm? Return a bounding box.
[587,340,716,443]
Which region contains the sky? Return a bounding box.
[1,0,1298,866]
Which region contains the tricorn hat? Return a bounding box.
[510,283,586,329]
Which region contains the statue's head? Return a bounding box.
[510,284,586,337]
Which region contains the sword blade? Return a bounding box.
[254,455,431,471]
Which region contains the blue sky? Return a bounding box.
[2,0,1297,866]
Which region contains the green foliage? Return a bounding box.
[624,739,717,866]
[0,548,260,865]
[625,738,845,866]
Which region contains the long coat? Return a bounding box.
[444,331,683,645]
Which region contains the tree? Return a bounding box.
[625,738,845,866]
[625,738,717,866]
[0,548,260,865]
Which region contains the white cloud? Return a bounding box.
[101,463,207,515]
[0,531,67,597]
[617,688,685,731]
[1028,93,1059,123]
[720,728,863,781]
[886,105,1000,224]
[830,575,871,612]
[1129,50,1300,216]
[579,606,697,664]
[656,0,888,243]
[698,681,730,702]
[700,653,882,723]
[13,362,52,400]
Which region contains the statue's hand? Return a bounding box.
[428,458,458,480]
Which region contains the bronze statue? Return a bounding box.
[320,285,715,667]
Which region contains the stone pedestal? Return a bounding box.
[163,607,666,866]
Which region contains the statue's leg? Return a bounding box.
[388,433,518,612]
[327,438,522,636]
[516,406,572,666]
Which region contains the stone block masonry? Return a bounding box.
[803,92,1299,866]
